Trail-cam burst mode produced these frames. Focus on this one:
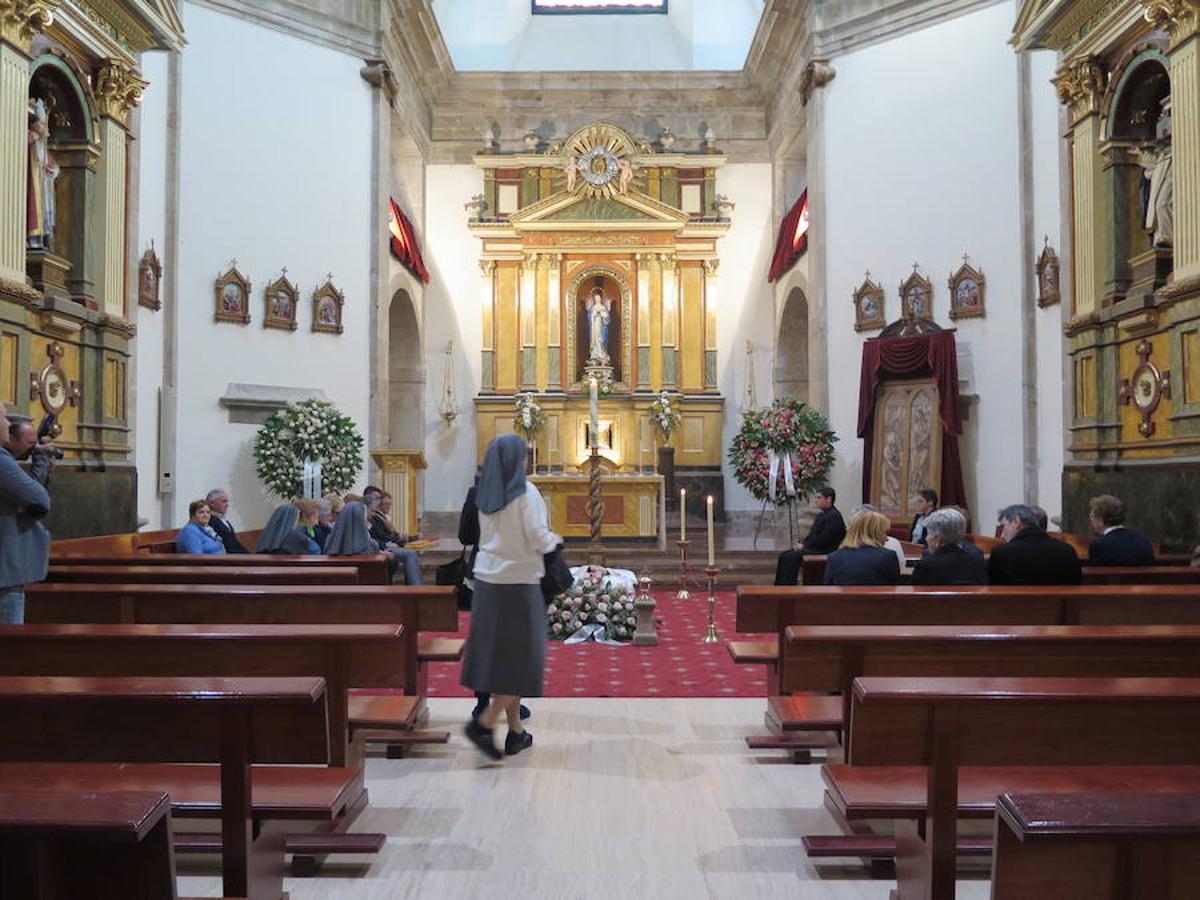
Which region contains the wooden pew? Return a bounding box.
[1081,566,1200,584]
[991,791,1200,900]
[0,790,181,900]
[0,675,355,900]
[47,564,361,585]
[49,552,391,585]
[825,676,1200,900]
[24,582,459,735]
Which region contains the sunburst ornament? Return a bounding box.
[562,122,640,199]
[579,144,619,188]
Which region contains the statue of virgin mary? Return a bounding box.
[586,287,611,364]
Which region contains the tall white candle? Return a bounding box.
[706,495,715,566]
[680,488,686,541]
[588,377,599,448]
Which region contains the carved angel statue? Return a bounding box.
[564,156,580,192]
[616,157,635,193]
[1138,139,1173,247]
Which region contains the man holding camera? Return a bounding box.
[0,405,54,623]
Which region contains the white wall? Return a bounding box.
[137,2,374,530]
[134,50,169,528]
[822,0,1057,524]
[419,162,776,513]
[432,0,762,71]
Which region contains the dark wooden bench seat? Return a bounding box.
[47,564,360,585]
[49,551,391,584]
[818,676,1200,900]
[0,675,357,900]
[418,636,466,662]
[0,789,178,900]
[992,792,1200,899]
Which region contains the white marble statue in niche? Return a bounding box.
[586,286,612,364]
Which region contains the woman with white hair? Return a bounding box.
[910,507,987,585]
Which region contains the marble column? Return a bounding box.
[1053,56,1107,317]
[92,59,146,319]
[0,1,60,288]
[1144,1,1200,282]
[801,58,835,415]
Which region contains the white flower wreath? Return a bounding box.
[253,399,364,498]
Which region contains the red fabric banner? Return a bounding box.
[767,190,808,283]
[388,198,430,284]
[857,330,967,509]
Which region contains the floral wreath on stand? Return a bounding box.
[649,390,682,443]
[547,568,637,642]
[727,397,837,506]
[253,398,364,498]
[512,392,546,440]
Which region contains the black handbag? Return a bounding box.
[436,548,474,611]
[540,545,573,605]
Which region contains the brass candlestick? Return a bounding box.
[703,565,720,643]
[675,539,697,600]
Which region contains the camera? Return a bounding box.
[36,413,65,460]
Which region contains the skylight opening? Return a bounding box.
[532,0,667,14]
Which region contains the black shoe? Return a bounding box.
[505,730,533,756]
[464,720,502,761]
[519,704,531,720]
[471,700,488,721]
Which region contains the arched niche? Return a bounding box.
[387,288,425,448]
[1106,50,1171,143]
[28,52,99,305]
[774,286,809,402]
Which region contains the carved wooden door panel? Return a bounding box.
[870,379,942,525]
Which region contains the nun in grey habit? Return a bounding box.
[461,433,561,761]
[255,504,318,555]
[323,501,380,555]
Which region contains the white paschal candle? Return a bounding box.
[680,488,686,541]
[589,377,599,446]
[706,495,715,566]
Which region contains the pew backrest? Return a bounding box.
[46,565,361,585]
[48,552,391,584]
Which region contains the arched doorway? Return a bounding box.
[774,287,809,402]
[388,289,424,447]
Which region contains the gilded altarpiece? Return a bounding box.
[469,123,730,537]
[1015,0,1200,547]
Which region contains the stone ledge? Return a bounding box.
[218,383,330,425]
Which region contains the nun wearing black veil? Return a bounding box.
[461,433,561,760]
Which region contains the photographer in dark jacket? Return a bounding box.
[0,409,54,623]
[774,486,846,585]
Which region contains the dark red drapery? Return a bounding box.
[857,330,966,510]
[767,190,808,283]
[388,198,430,284]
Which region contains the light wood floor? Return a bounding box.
[179,698,992,899]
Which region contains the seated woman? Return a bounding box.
[316,493,342,547]
[823,509,901,585]
[323,500,385,560]
[256,502,321,555]
[175,499,226,554]
[291,499,324,553]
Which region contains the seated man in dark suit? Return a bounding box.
[987,503,1082,584]
[363,486,423,584]
[911,507,987,585]
[774,485,846,585]
[205,489,247,554]
[1087,494,1155,567]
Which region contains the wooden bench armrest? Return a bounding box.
[726,640,778,664]
[417,637,465,662]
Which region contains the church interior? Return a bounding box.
[3,0,1200,897]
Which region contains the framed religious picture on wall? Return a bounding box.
[138,242,162,311]
[948,256,986,320]
[899,265,933,322]
[264,270,298,331]
[1036,237,1060,307]
[214,261,251,324]
[853,272,886,332]
[312,276,344,334]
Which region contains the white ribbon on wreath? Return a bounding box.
[767,449,796,503]
[564,623,628,646]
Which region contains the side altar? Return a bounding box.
[468,123,732,536]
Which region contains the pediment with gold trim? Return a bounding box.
[506,189,690,233]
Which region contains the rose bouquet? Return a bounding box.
[546,567,637,641]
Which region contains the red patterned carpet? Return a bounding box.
[425,591,769,698]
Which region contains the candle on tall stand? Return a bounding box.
[706,495,715,566]
[588,376,600,447]
[679,488,686,541]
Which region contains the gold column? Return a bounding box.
[480,260,495,390]
[649,253,663,390]
[1144,1,1200,281]
[369,449,427,536]
[703,259,719,391]
[520,251,536,389]
[0,1,59,287]
[1053,57,1106,316]
[636,252,651,389]
[93,59,146,319]
[660,252,678,388]
[680,262,704,391]
[547,253,562,389]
